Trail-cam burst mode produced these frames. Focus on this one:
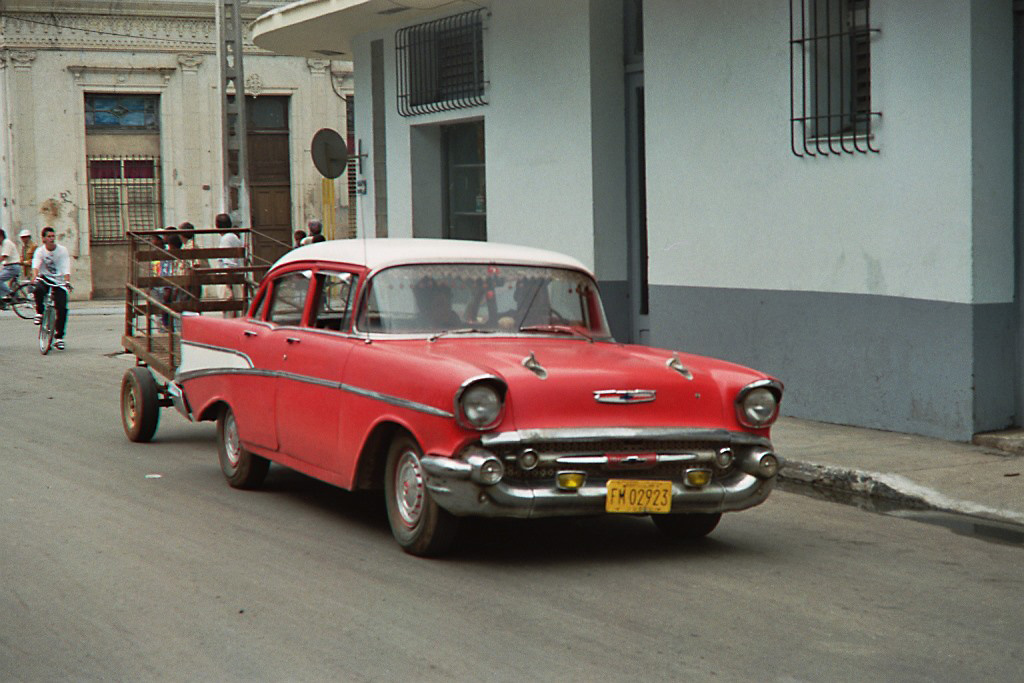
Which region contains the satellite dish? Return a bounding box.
[311,128,349,179]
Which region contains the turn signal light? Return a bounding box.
[685,468,713,488]
[556,471,586,490]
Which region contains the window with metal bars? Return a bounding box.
[790,0,880,156]
[86,156,163,242]
[396,10,487,117]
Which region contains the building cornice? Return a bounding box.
[1,1,281,21]
[0,12,271,54]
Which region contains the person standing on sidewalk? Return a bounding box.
[31,226,72,350]
[19,229,37,279]
[0,228,22,305]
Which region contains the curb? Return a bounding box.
[779,458,1024,527]
[779,459,931,511]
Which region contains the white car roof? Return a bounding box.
[271,238,593,276]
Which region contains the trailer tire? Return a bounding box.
[121,367,160,442]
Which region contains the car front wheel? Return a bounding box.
[217,405,269,489]
[651,512,722,540]
[384,433,459,557]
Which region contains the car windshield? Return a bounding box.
[356,263,613,339]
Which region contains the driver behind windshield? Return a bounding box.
[413,278,462,330]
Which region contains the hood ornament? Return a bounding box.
[594,389,656,404]
[522,352,548,379]
[667,353,694,380]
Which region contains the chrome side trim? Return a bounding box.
[481,427,772,448]
[176,366,453,418]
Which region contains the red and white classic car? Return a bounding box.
[167,238,783,555]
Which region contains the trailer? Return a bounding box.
[119,228,271,442]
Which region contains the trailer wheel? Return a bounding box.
[121,367,160,442]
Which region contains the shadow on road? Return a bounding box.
[247,466,765,564]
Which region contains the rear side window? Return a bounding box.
[266,271,312,326]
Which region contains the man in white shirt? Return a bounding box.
[31,226,72,349]
[215,213,244,317]
[0,227,21,302]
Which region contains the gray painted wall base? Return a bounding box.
[646,285,1016,442]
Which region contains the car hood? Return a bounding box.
[426,338,745,430]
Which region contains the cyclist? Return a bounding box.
[31,226,71,350]
[0,227,21,307]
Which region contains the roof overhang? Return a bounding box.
[250,0,482,60]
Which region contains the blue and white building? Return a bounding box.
[252,0,1021,441]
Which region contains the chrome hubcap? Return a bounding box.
[395,450,425,527]
[224,413,241,468]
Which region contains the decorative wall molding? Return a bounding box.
[306,58,331,75]
[245,73,264,97]
[177,53,204,72]
[67,64,177,86]
[8,50,38,69]
[0,13,270,54]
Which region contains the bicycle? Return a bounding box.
[37,281,70,355]
[3,279,37,320]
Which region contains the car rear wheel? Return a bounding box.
[651,512,722,540]
[217,405,269,489]
[384,433,459,557]
[120,367,160,442]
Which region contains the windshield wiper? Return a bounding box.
[428,328,496,341]
[518,324,593,341]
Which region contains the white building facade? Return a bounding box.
[252,0,1020,442]
[0,0,352,296]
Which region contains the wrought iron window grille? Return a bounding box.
[87,155,163,243]
[790,0,881,157]
[396,9,488,117]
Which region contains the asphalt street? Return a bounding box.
[1,313,1022,681]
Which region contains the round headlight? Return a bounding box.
[458,382,503,429]
[739,387,778,427]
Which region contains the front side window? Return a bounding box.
[267,271,312,326]
[311,272,358,331]
[396,9,487,116]
[357,264,612,339]
[790,0,879,156]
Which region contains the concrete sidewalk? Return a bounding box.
[774,417,1024,527]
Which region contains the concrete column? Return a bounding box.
[177,54,206,224]
[8,50,37,234]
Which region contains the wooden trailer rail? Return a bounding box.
[123,228,269,380]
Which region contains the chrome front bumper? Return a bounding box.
[421,436,778,519]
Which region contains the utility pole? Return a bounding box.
[215,0,250,230]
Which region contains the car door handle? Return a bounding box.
[243,330,258,337]
[286,337,301,344]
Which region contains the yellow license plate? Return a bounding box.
[606,479,672,514]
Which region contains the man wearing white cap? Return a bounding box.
[18,229,36,279]
[0,228,21,302]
